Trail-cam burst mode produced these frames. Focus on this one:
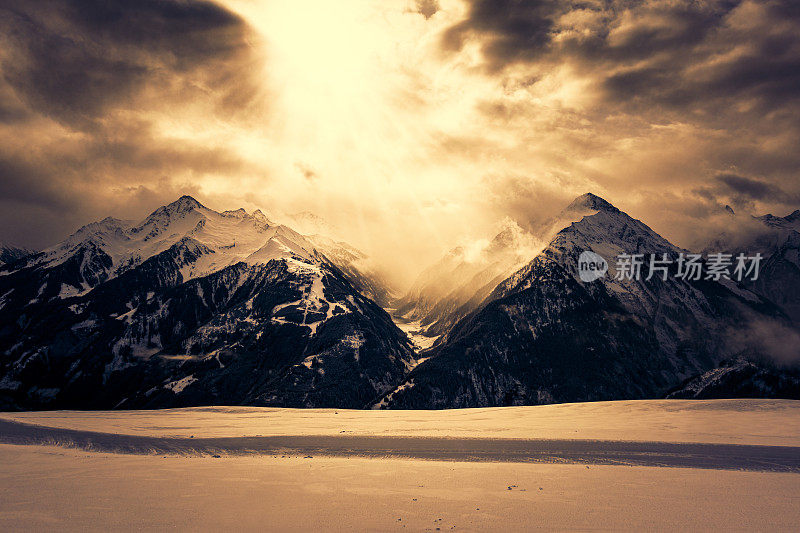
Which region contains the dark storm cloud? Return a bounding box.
[0,0,262,248]
[712,172,800,208]
[687,171,800,216]
[443,0,561,69]
[0,152,75,211]
[0,118,251,247]
[443,0,800,115]
[443,0,723,64]
[441,0,800,250]
[716,173,783,201]
[0,0,253,127]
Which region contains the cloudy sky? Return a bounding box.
[1,0,799,285]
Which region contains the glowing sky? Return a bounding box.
[1,0,799,286]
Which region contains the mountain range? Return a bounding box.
[704,207,800,323]
[0,197,412,410]
[379,194,795,407]
[1,193,797,410]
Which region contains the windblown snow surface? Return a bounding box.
[1,399,799,531]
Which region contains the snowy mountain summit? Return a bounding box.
[395,217,540,340]
[378,193,796,408]
[565,192,617,213]
[15,195,325,300]
[0,193,797,411]
[0,196,412,410]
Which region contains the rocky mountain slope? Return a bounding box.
[378,194,795,408]
[706,208,800,323]
[306,234,395,308]
[2,193,796,411]
[0,242,36,268]
[0,197,413,410]
[667,358,800,400]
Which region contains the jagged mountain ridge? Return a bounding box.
[0,242,36,268]
[2,193,797,411]
[5,196,302,298]
[378,193,794,409]
[667,358,800,400]
[0,197,413,410]
[704,208,800,323]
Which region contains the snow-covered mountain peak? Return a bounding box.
[168,195,204,213]
[395,216,542,338]
[244,225,319,267]
[251,209,272,225]
[286,211,334,236]
[13,196,335,298]
[558,201,678,255]
[99,216,130,226]
[73,217,131,236]
[493,197,684,306]
[565,192,617,213]
[533,193,622,247]
[55,218,132,259]
[486,218,529,253]
[132,196,205,238]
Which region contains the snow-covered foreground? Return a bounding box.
[3,398,799,445]
[1,445,799,531]
[1,400,800,531]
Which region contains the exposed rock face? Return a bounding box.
[0,243,36,268]
[2,193,797,411]
[667,358,800,400]
[378,194,793,409]
[0,197,413,410]
[704,208,800,323]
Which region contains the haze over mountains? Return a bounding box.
[0,193,798,410]
[704,207,800,325]
[395,217,540,340]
